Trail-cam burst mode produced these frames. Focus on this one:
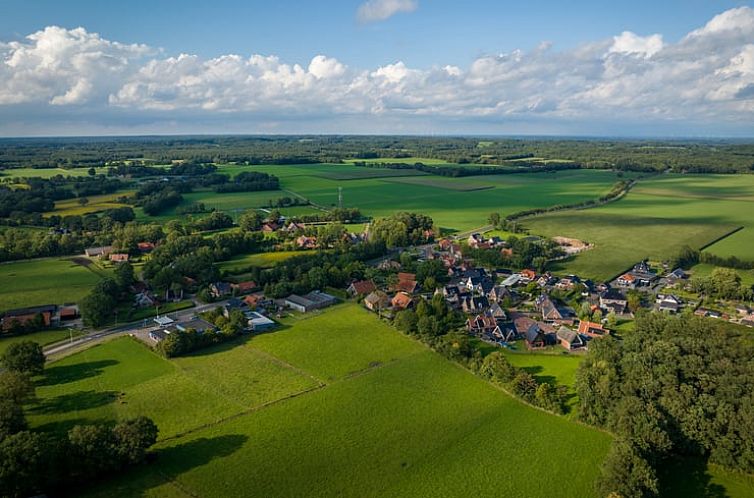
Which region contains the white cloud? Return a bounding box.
[357,0,417,23]
[1,8,754,135]
[609,31,663,58]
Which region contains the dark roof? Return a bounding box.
[601,288,627,301]
[557,326,582,345]
[525,325,544,343]
[3,304,56,317]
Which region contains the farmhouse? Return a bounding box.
[525,325,549,350]
[600,288,628,315]
[461,295,489,314]
[391,292,414,311]
[557,326,585,350]
[347,280,377,297]
[285,291,337,312]
[364,291,390,312]
[578,320,609,338]
[536,295,568,322]
[395,273,419,294]
[487,285,511,303]
[656,294,682,313]
[109,253,129,263]
[616,273,637,288]
[519,269,537,282]
[296,235,318,249]
[137,242,155,253]
[84,246,113,258]
[210,282,232,299]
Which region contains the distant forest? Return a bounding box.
[1,136,754,173]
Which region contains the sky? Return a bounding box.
[0,0,752,137]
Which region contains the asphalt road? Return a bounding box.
[44,299,229,359]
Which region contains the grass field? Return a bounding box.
[0,167,108,179]
[690,263,754,287]
[220,165,622,232]
[50,191,133,217]
[218,250,312,272]
[525,174,754,281]
[0,328,81,355]
[28,304,613,498]
[0,257,104,312]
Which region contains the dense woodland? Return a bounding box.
[0,136,753,173]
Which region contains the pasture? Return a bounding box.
[690,263,754,287]
[224,164,622,231]
[525,174,754,281]
[50,191,133,217]
[0,167,108,179]
[31,304,613,498]
[0,328,81,355]
[0,257,104,312]
[218,250,312,272]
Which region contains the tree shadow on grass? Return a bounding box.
[38,360,118,387]
[29,389,119,415]
[155,434,249,474]
[519,365,558,386]
[658,456,727,498]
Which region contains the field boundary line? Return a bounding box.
[282,188,330,213]
[158,382,326,444]
[244,346,326,387]
[155,470,204,498]
[698,225,745,251]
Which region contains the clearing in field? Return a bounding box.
[50,190,133,217]
[32,304,613,498]
[0,257,105,312]
[525,174,754,281]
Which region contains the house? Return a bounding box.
[210,282,232,299]
[244,311,276,332]
[461,295,489,314]
[364,291,390,312]
[231,281,257,294]
[666,268,687,281]
[488,302,507,320]
[109,253,130,263]
[1,305,57,331]
[578,320,608,338]
[395,272,419,294]
[616,273,637,288]
[438,238,453,251]
[284,291,337,312]
[555,276,580,291]
[283,222,306,233]
[347,280,376,297]
[84,246,113,258]
[243,293,263,309]
[519,269,537,282]
[525,324,549,350]
[466,313,498,334]
[137,242,155,253]
[467,233,484,248]
[223,298,246,317]
[536,295,565,322]
[600,288,628,315]
[296,235,318,249]
[391,292,414,311]
[557,326,586,350]
[513,316,540,338]
[377,259,401,271]
[629,261,658,286]
[134,291,156,308]
[261,222,279,233]
[464,276,494,295]
[656,294,682,313]
[501,274,524,287]
[487,285,511,303]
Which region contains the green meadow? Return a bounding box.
[0,257,104,313]
[218,250,313,272]
[0,167,108,179]
[29,304,613,498]
[0,328,81,355]
[50,191,133,217]
[525,174,754,281]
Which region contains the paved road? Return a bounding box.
[44,299,229,359]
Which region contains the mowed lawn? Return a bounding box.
[31,304,613,498]
[0,258,103,312]
[525,174,754,280]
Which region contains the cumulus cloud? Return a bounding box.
[357,0,417,23]
[1,7,754,135]
[609,31,663,58]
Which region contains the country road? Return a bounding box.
[43,299,230,360]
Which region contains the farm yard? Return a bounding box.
[525,174,754,281]
[29,304,613,498]
[0,257,105,312]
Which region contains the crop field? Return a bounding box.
[50,191,133,216]
[28,304,611,498]
[0,257,104,312]
[525,174,754,281]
